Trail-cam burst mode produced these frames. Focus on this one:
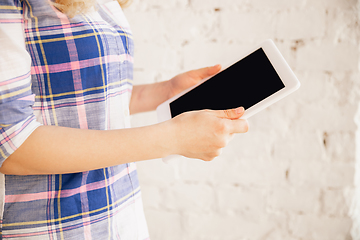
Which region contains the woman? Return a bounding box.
[0,0,249,239]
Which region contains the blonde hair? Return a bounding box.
[52,0,131,18]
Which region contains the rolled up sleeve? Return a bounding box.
[0,0,41,166]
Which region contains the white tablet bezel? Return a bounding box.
[156,39,300,123]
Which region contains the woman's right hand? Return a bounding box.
[167,106,249,161]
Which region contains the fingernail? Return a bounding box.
[236,107,244,114]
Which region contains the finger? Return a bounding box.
[187,64,221,80]
[212,107,245,120]
[207,64,222,75]
[228,119,249,133]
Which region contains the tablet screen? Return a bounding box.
[169,48,285,118]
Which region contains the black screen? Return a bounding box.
[170,48,285,118]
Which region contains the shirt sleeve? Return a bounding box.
[0,0,42,166]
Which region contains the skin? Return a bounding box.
[0,65,249,175]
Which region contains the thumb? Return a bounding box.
[212,107,245,120]
[187,64,221,80]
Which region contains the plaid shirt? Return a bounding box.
[0,0,150,239]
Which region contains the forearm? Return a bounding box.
[0,123,174,175]
[130,81,171,114]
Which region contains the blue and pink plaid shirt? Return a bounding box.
[0,0,150,239]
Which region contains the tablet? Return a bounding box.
[157,39,300,123]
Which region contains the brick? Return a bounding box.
[213,156,290,187]
[219,11,277,42]
[272,131,324,163]
[295,41,358,71]
[276,10,326,40]
[321,131,355,163]
[295,71,360,106]
[321,188,351,217]
[288,162,354,188]
[216,185,266,219]
[160,10,221,46]
[304,0,357,9]
[249,0,306,9]
[267,186,321,214]
[289,215,352,239]
[326,9,359,45]
[292,99,357,132]
[183,41,254,70]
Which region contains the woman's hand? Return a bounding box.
[130,65,221,114]
[167,106,248,161]
[167,64,222,99]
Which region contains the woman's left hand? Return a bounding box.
[167,64,221,99]
[130,64,221,114]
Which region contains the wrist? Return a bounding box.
[156,119,180,157]
[165,79,175,100]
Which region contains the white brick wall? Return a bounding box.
[124,0,360,239]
